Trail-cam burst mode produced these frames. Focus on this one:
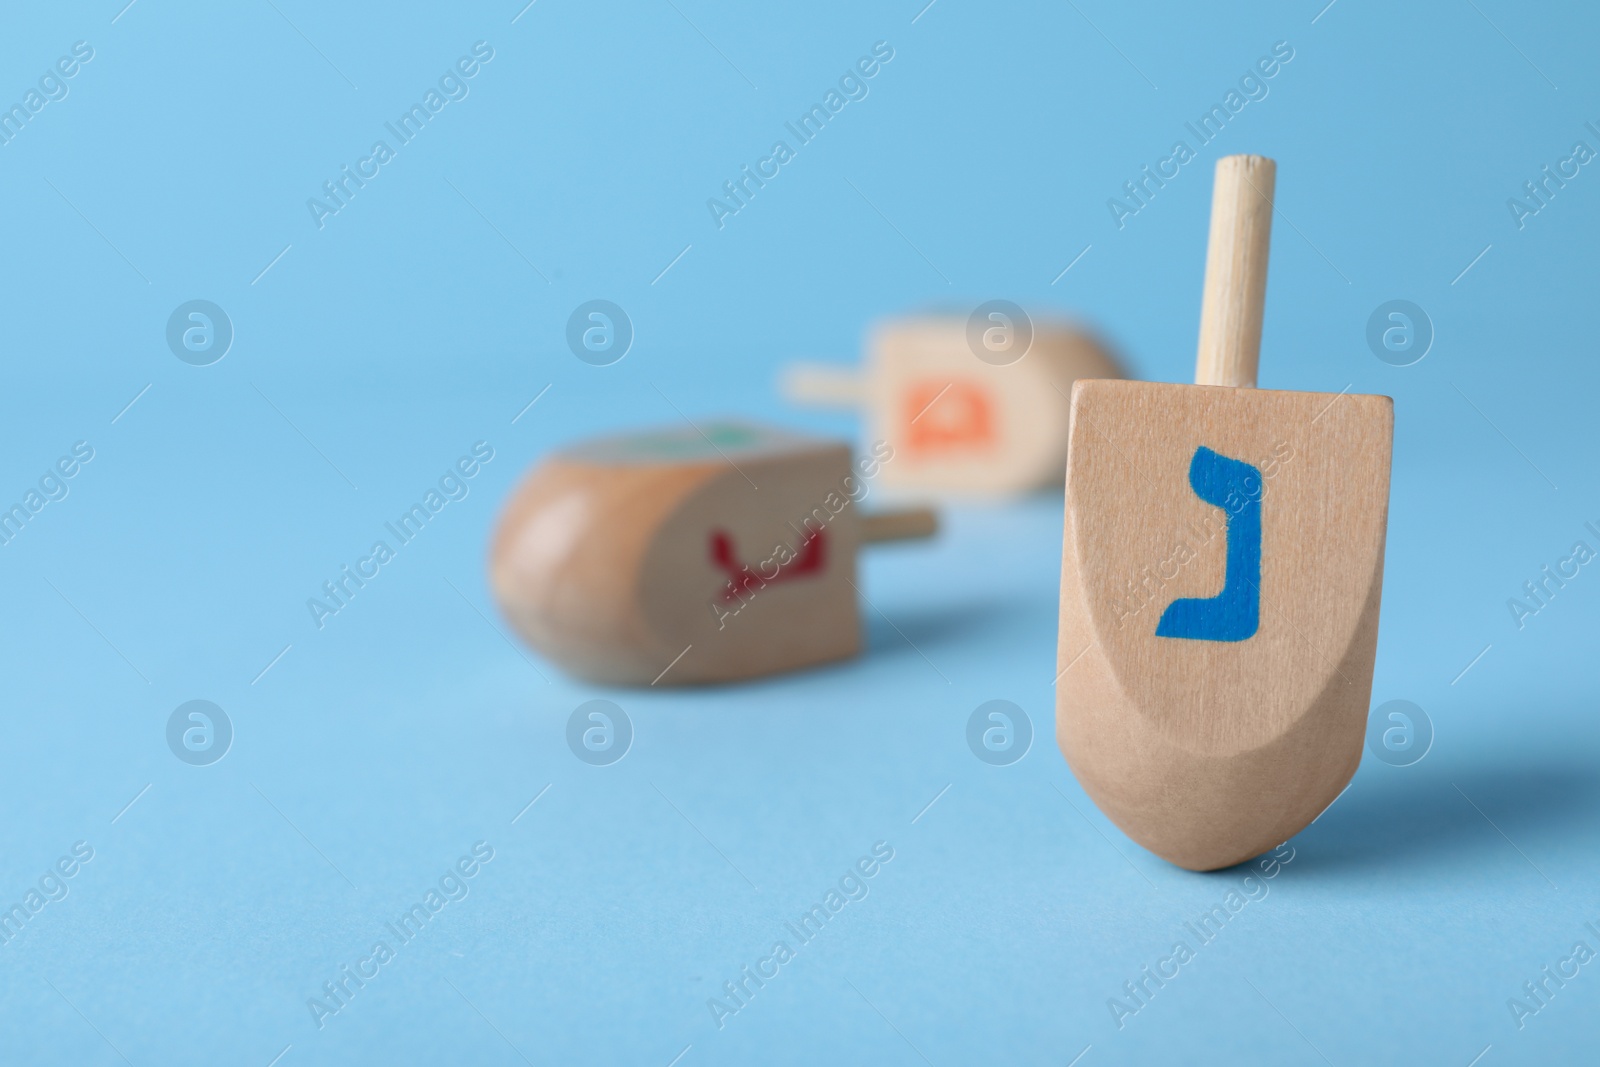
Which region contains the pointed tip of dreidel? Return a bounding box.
[1055,154,1394,871]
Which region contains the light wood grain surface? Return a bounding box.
[785,317,1122,496]
[1195,155,1274,389]
[1056,154,1394,870]
[1058,381,1391,869]
[490,421,928,686]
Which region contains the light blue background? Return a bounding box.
[1,1,1596,1064]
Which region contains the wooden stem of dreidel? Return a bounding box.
[1194,154,1275,389]
[860,507,938,543]
[782,364,867,408]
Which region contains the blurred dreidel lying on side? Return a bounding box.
[1056,155,1393,871]
[489,421,935,686]
[782,314,1122,496]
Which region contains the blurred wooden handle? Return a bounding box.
[1195,154,1275,389]
[860,507,938,544]
[782,363,866,407]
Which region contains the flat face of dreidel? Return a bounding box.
[867,318,1120,495]
[632,426,864,684]
[1056,379,1392,870]
[490,421,865,686]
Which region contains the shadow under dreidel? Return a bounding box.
[1286,756,1600,881]
[857,593,1045,661]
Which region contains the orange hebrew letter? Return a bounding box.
[905,380,995,454]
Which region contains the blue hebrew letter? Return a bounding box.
[1155,446,1261,642]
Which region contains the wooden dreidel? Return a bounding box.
[1056,155,1393,871]
[782,315,1122,496]
[489,420,936,686]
